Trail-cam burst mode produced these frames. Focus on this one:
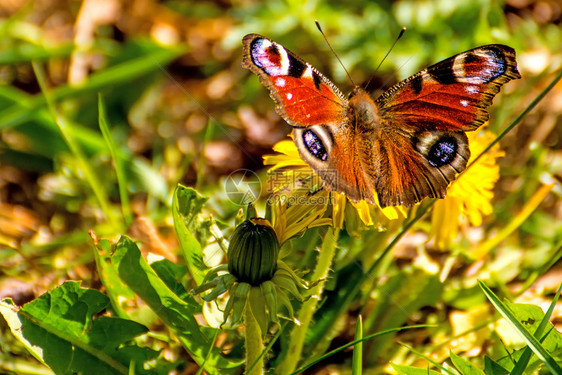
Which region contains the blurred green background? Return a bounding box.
[0,0,561,373]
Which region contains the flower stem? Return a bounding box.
[278,227,339,374]
[245,302,264,375]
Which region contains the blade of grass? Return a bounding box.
[32,61,118,227]
[352,315,363,375]
[478,281,562,374]
[396,342,457,375]
[291,325,433,374]
[0,46,185,130]
[510,284,562,375]
[0,42,74,64]
[196,328,220,375]
[471,183,554,259]
[98,94,133,226]
[0,80,113,155]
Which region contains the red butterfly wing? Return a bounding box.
[376,44,521,132]
[242,34,348,128]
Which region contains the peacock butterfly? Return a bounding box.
[241,34,520,207]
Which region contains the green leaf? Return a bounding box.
[501,301,562,353]
[478,280,562,374]
[98,94,132,226]
[172,184,210,285]
[511,284,562,374]
[483,356,509,375]
[111,235,241,373]
[450,351,484,375]
[32,60,117,226]
[92,238,136,319]
[0,281,160,375]
[151,258,191,302]
[496,347,541,374]
[391,364,442,375]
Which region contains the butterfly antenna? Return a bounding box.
[364,26,406,92]
[315,20,356,87]
[374,26,407,73]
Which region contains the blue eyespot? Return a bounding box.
[303,130,328,161]
[427,137,457,167]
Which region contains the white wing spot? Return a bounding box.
[286,93,293,100]
[276,78,286,87]
[306,114,310,118]
[466,85,479,94]
[460,100,469,107]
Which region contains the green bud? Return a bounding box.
[228,218,280,286]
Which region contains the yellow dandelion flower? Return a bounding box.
[270,193,332,244]
[263,139,308,170]
[429,129,505,249]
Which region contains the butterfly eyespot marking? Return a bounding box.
[250,38,290,76]
[427,137,458,167]
[303,129,328,161]
[452,48,507,84]
[293,126,334,168]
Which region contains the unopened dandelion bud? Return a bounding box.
[227,218,280,286]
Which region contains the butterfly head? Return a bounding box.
[348,88,381,132]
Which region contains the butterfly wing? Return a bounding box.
[242,34,348,128]
[243,34,375,202]
[372,44,520,207]
[376,44,520,132]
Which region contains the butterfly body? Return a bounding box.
[242,34,520,207]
